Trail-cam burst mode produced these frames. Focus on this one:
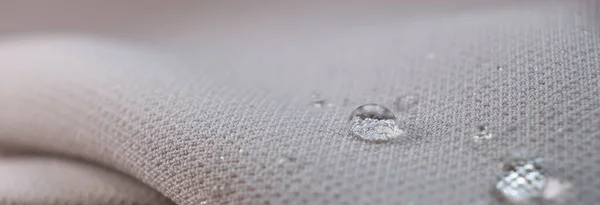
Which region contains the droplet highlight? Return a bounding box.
[495,157,547,204]
[348,104,405,142]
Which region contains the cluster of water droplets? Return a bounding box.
[305,88,573,204]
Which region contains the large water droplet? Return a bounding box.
[495,157,547,204]
[348,104,405,142]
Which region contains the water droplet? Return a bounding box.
[473,125,493,141]
[312,99,333,108]
[311,92,333,108]
[200,200,208,205]
[495,157,547,204]
[348,104,405,142]
[393,95,419,112]
[497,66,503,71]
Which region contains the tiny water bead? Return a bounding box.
[348,104,405,142]
[311,92,333,108]
[495,157,547,204]
[312,99,333,108]
[473,125,492,141]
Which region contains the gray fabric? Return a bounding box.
[0,1,599,205]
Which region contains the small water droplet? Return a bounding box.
[473,125,493,141]
[497,66,503,71]
[495,157,547,204]
[312,99,333,108]
[311,92,333,108]
[200,200,208,205]
[393,95,419,112]
[348,104,405,142]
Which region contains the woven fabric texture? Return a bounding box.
[0,1,599,204]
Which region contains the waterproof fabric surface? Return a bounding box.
[0,1,599,204]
